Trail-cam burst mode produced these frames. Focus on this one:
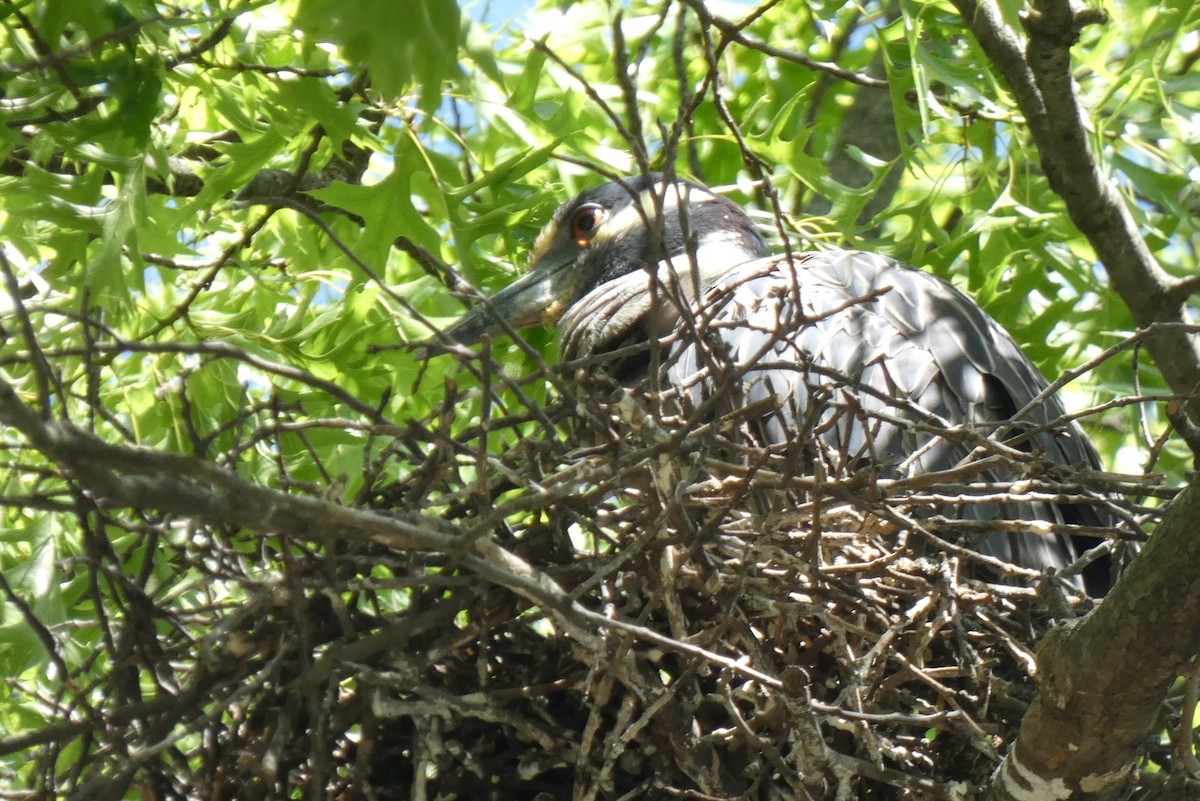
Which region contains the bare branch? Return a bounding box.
[681,0,888,88]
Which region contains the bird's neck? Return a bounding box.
[558,232,764,367]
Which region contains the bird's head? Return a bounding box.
[442,175,766,350]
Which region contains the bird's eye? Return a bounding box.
[569,204,606,245]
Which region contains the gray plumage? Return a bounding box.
[444,175,1110,590]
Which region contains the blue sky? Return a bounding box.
[468,0,534,27]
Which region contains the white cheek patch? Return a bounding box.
[597,181,724,249]
[672,234,761,289]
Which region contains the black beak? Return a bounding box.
[440,249,587,345]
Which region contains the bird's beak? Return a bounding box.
[440,249,586,345]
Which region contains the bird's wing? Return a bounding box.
[669,250,1104,572]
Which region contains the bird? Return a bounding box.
[440,174,1113,593]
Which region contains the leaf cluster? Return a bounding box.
[0,0,1197,798]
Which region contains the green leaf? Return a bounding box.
[307,166,439,266]
[0,517,63,673]
[89,157,145,296]
[294,0,461,107]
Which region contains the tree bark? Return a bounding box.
[993,482,1200,800]
[951,0,1200,425]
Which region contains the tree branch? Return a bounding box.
[993,480,1200,801]
[945,2,1200,795]
[680,0,888,88]
[2,134,370,200]
[952,0,1200,425]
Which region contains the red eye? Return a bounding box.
[569,204,606,243]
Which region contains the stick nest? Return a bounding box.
[23,359,1158,801]
[317,371,1140,800]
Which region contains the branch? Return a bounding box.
[145,150,370,199]
[992,480,1200,801]
[2,136,370,200]
[951,0,1200,424]
[0,373,803,685]
[0,378,450,553]
[942,3,1200,795]
[680,0,888,88]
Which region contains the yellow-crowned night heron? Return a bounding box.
[443,175,1111,592]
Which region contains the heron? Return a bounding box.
[441,175,1113,593]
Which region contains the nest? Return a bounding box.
[255,366,1139,800]
[19,356,1157,801]
[358,510,1058,800]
